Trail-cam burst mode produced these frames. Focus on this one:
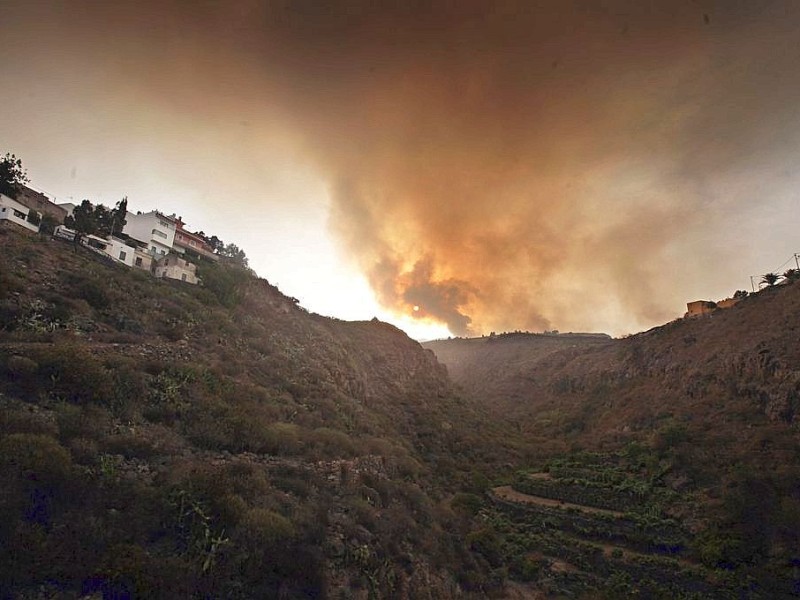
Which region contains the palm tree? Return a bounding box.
[783,268,800,282]
[761,272,781,287]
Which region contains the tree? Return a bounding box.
[65,200,99,235]
[110,197,128,237]
[208,235,224,253]
[63,197,127,238]
[219,242,249,268]
[761,272,781,287]
[94,204,112,236]
[783,269,800,282]
[733,290,749,299]
[39,214,59,235]
[0,153,29,199]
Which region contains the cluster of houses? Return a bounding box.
[0,185,218,285]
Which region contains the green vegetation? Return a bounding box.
[0,152,28,198]
[473,450,797,598]
[761,272,780,286]
[64,197,128,237]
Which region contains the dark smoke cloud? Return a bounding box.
[5,0,800,334]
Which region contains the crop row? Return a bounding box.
[501,525,734,598]
[513,476,650,512]
[492,496,687,555]
[546,465,631,485]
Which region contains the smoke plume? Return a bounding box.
[6,1,800,335]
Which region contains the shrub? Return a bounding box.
[451,493,483,516]
[0,407,59,437]
[196,262,251,308]
[0,433,72,483]
[67,437,99,465]
[102,434,157,459]
[3,346,115,406]
[0,434,74,530]
[307,427,358,460]
[56,403,112,441]
[240,508,295,547]
[76,279,109,309]
[467,527,504,568]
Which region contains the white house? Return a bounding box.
[82,234,136,267]
[122,211,177,258]
[0,193,40,233]
[57,226,137,268]
[103,237,136,267]
[153,253,199,285]
[132,247,154,272]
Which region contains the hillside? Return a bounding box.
[426,284,800,597]
[0,228,523,599]
[424,332,612,412]
[3,224,800,599]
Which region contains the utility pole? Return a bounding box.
[750,275,756,292]
[795,253,799,270]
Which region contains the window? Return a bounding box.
[181,273,187,282]
[135,257,143,267]
[164,259,169,265]
[119,250,127,261]
[151,228,167,239]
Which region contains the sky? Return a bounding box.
[2,0,799,340]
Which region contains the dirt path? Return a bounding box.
[491,485,626,518]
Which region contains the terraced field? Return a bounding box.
[480,451,754,599]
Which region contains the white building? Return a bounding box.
[122,211,177,257]
[132,247,154,272]
[153,253,199,285]
[0,193,40,233]
[103,237,136,267]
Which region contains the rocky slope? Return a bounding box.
[0,228,515,599]
[424,332,612,411]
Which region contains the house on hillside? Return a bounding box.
[153,253,199,284]
[685,300,716,318]
[173,217,218,262]
[101,236,136,267]
[122,211,177,257]
[685,295,743,318]
[715,297,741,309]
[132,247,154,272]
[0,193,40,233]
[16,185,67,224]
[63,230,137,268]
